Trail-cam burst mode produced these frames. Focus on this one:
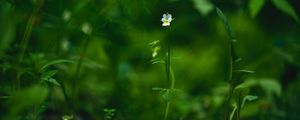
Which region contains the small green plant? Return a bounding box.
[104,108,116,119]
[151,13,178,120]
[216,8,258,120]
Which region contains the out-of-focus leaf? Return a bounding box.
[62,115,73,120]
[152,87,164,91]
[216,8,235,40]
[249,0,266,17]
[241,95,258,108]
[271,0,299,23]
[0,2,15,55]
[230,103,237,120]
[193,0,214,16]
[40,59,74,72]
[234,87,249,99]
[47,78,61,86]
[41,70,61,86]
[7,85,48,115]
[259,78,281,97]
[244,78,282,97]
[41,70,58,79]
[233,70,255,74]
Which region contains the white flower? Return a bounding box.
[161,13,173,27]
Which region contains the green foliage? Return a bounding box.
[62,115,73,120]
[249,0,266,17]
[216,8,235,40]
[6,85,48,119]
[104,109,116,119]
[39,59,74,72]
[40,70,61,86]
[0,2,15,55]
[0,0,299,120]
[216,8,257,120]
[193,0,214,16]
[271,0,299,23]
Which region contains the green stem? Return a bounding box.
[170,66,175,89]
[164,102,171,120]
[166,40,171,86]
[17,2,42,90]
[225,41,234,120]
[72,35,91,110]
[163,35,176,120]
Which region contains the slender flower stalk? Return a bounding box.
[71,23,92,112]
[162,13,173,120]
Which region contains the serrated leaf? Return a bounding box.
[249,0,266,17]
[271,0,299,23]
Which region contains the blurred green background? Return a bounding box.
[0,0,300,119]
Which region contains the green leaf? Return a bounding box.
[271,0,299,23]
[216,8,235,40]
[193,0,214,16]
[152,87,164,91]
[249,0,266,17]
[41,70,58,80]
[48,78,61,86]
[233,70,255,74]
[230,103,237,120]
[8,85,48,115]
[0,2,15,55]
[62,115,73,120]
[241,95,258,108]
[234,87,249,99]
[40,59,74,72]
[259,78,281,97]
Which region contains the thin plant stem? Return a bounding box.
[165,40,170,86]
[225,41,234,120]
[72,35,91,111]
[170,66,175,89]
[164,102,171,120]
[164,36,175,120]
[17,2,43,90]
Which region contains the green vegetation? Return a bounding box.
[1,0,300,120]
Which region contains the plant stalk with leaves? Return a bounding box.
[216,8,257,120]
[150,13,176,120]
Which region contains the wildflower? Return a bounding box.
[161,13,173,27]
